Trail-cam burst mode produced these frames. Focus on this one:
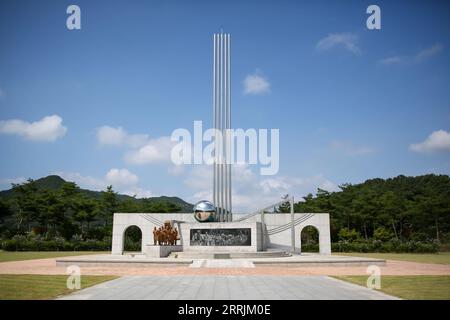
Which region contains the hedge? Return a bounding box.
[331,240,439,253]
[302,240,439,253]
[1,238,111,251]
[1,237,440,253]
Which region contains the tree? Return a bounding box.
[11,179,39,231]
[100,185,118,226]
[0,198,10,220]
[277,201,290,213]
[119,198,141,213]
[37,189,62,236]
[74,197,98,235]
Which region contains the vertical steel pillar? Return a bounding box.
[291,196,295,254]
[218,33,223,222]
[227,34,232,222]
[213,32,232,222]
[213,34,217,213]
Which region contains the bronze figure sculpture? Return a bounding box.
[153,221,180,246]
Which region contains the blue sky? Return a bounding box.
[0,0,449,212]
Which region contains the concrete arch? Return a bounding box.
[296,217,331,255]
[111,214,153,254]
[299,224,320,253]
[298,224,320,252]
[251,213,331,255]
[122,225,144,252]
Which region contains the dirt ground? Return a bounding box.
[1,257,450,276]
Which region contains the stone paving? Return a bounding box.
[58,275,398,300]
[2,256,450,276]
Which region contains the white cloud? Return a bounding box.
[379,56,403,65]
[97,126,148,148]
[414,43,443,62]
[316,33,360,54]
[409,130,450,153]
[243,71,270,95]
[0,177,27,185]
[121,187,153,199]
[54,171,106,191]
[125,136,175,164]
[0,177,27,190]
[0,115,67,142]
[105,168,139,187]
[97,125,175,165]
[380,43,443,65]
[54,169,153,198]
[330,140,376,156]
[183,164,338,212]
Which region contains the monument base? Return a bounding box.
[145,245,182,258]
[180,221,265,253]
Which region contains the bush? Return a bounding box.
[1,236,111,252]
[410,232,432,242]
[1,239,18,251]
[331,239,439,253]
[338,228,361,242]
[373,227,394,242]
[439,243,450,252]
[301,244,319,252]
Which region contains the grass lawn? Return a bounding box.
[0,274,117,300]
[0,250,108,263]
[334,275,450,300]
[335,252,450,265]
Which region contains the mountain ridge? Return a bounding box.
[0,175,193,211]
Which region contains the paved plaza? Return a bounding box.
[58,275,398,300]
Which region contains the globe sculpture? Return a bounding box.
[193,200,217,222]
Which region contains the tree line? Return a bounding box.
[0,179,182,243]
[0,174,448,252]
[279,174,450,244]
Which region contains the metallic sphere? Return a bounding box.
[193,200,216,222]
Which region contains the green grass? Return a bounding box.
[0,274,117,300]
[334,275,450,300]
[335,252,450,265]
[0,251,108,263]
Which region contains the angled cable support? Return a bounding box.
[267,213,315,235]
[140,214,164,227]
[235,198,293,222]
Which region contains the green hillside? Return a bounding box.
[0,175,192,211]
[0,175,193,243]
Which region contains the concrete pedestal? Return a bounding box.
[145,245,182,258]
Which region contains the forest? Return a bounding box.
[279,174,450,252]
[0,176,186,251]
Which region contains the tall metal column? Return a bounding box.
[213,32,232,222]
[226,34,232,222]
[291,196,295,254]
[213,34,217,215]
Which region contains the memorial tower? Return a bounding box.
[213,32,232,222]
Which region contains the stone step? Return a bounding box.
[189,259,256,268]
[169,250,291,259]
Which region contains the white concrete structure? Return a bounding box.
[111,212,331,255]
